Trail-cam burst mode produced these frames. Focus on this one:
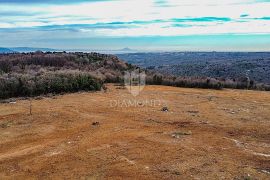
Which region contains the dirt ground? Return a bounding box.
[0,84,269,179]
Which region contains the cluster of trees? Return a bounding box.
[118,52,270,85]
[147,74,223,90]
[0,52,131,99]
[221,78,270,91]
[0,52,128,73]
[0,51,269,99]
[146,72,270,91]
[0,71,103,99]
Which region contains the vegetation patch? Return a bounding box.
[0,52,131,99]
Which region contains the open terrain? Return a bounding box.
[0,84,269,179]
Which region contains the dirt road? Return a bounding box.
[0,84,269,179]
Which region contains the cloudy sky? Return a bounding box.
[0,0,270,51]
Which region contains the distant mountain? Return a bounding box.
[82,48,137,54]
[9,47,58,53]
[119,47,133,51]
[4,47,135,54]
[0,48,16,53]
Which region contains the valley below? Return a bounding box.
[118,52,270,85]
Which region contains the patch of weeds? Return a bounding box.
[0,121,12,128]
[187,110,199,114]
[235,174,253,180]
[172,170,181,175]
[171,131,192,138]
[161,107,169,112]
[243,176,252,180]
[116,86,126,90]
[0,98,16,104]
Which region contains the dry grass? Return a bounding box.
[0,84,269,179]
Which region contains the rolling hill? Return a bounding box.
[0,48,16,54]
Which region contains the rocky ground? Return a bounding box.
[0,84,269,179]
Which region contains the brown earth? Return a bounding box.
[0,84,269,179]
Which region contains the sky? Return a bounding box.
[0,0,270,51]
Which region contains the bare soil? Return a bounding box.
[0,84,269,179]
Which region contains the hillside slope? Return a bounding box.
[0,85,269,179]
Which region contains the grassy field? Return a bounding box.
[0,84,269,179]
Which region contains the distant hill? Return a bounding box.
[91,47,137,54]
[9,47,58,53]
[4,47,135,54]
[0,48,16,53]
[119,47,133,51]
